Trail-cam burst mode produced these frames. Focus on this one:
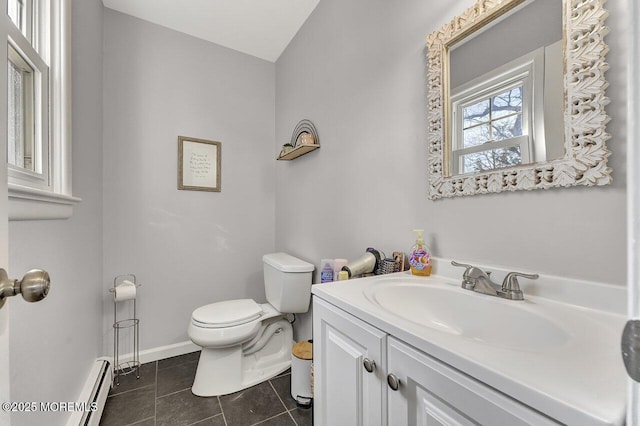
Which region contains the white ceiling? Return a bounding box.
[102,0,321,62]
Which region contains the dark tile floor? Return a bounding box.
[100,351,313,426]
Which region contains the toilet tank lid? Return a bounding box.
[263,253,314,272]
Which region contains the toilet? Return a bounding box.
[188,252,314,397]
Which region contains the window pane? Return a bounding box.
[492,114,523,141]
[492,86,523,119]
[8,0,32,40]
[8,0,24,32]
[463,123,490,148]
[8,47,35,171]
[463,99,490,128]
[462,146,522,173]
[8,61,24,168]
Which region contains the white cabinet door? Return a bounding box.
[313,297,387,426]
[387,337,559,426]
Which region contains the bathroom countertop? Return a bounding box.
[312,266,627,426]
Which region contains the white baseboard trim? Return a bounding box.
[67,358,112,426]
[111,341,200,366]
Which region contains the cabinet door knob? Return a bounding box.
[363,358,376,373]
[387,373,400,391]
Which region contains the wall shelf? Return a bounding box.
[277,144,320,161]
[278,119,320,161]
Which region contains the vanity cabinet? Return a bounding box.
[313,297,559,426]
[313,297,387,426]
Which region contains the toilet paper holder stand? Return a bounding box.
[110,274,142,387]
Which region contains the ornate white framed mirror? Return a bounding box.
[426,0,611,199]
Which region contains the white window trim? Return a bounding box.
[452,135,532,175]
[8,0,80,220]
[449,47,545,176]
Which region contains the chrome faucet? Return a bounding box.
[451,261,538,300]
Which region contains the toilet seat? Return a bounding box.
[188,301,282,349]
[192,299,263,329]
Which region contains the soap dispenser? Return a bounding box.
[409,229,432,276]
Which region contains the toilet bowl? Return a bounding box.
[188,253,314,397]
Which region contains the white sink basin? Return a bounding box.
[363,277,569,351]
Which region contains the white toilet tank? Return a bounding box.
[263,253,314,313]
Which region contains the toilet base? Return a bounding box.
[191,318,293,397]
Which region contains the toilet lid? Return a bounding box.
[192,299,263,328]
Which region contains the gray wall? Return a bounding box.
[450,0,562,88]
[275,0,628,339]
[102,10,276,353]
[7,0,104,424]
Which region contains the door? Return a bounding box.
[313,297,387,426]
[0,225,8,425]
[0,0,11,424]
[629,0,640,424]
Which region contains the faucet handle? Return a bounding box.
[501,272,539,300]
[451,261,489,278]
[451,261,474,274]
[451,261,482,290]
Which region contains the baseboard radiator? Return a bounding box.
[68,359,112,426]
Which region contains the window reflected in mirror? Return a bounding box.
[446,0,562,176]
[455,83,526,174]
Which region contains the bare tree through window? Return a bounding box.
[459,85,524,173]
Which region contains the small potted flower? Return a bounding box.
[280,143,294,157]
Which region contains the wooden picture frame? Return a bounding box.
[178,136,221,192]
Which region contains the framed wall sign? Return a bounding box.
[178,136,221,192]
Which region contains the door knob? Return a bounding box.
[0,268,50,309]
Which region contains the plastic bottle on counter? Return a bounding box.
[320,259,334,283]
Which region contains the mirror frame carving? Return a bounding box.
[426,0,611,199]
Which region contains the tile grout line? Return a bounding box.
[156,386,194,400]
[268,379,298,426]
[126,416,155,426]
[186,413,225,426]
[218,395,229,426]
[250,411,293,426]
[286,409,299,426]
[108,383,156,399]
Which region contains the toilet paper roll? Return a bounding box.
[113,280,136,302]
